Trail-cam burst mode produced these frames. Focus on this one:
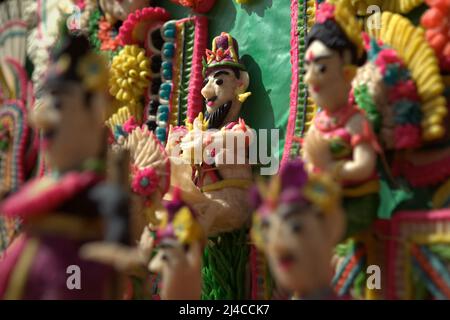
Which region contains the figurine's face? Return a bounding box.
[305,40,351,111]
[31,83,105,172]
[260,204,333,294]
[99,0,149,22]
[201,68,242,114]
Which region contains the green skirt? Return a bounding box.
[343,193,379,238]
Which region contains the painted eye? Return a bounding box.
[215,79,224,86]
[261,219,270,229]
[291,223,302,234]
[318,65,327,73]
[51,97,62,110]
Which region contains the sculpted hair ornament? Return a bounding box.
[154,187,204,246]
[311,0,365,64]
[250,159,341,250]
[250,159,341,217]
[45,28,109,93]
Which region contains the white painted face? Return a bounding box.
[99,0,149,22]
[304,40,351,111]
[31,83,106,173]
[201,68,244,114]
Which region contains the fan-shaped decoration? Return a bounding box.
[0,0,35,108]
[381,0,424,14]
[118,7,170,56]
[0,100,30,190]
[0,99,35,252]
[123,125,171,201]
[106,106,138,144]
[368,12,447,142]
[0,58,30,104]
[0,0,30,68]
[344,0,424,15]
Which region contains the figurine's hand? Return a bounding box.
[138,226,155,263]
[166,126,188,157]
[303,127,333,172]
[149,241,202,300]
[180,131,204,164]
[79,241,147,274]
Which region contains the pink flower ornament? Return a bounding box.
[131,167,159,196]
[316,3,336,24]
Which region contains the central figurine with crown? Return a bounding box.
[164,32,258,299]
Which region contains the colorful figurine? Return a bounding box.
[148,188,204,300]
[167,32,253,236]
[312,5,450,300]
[250,159,345,299]
[302,0,380,237]
[0,31,129,299]
[161,32,257,299]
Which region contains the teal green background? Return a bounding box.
[155,0,292,161]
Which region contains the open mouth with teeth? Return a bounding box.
[277,253,296,271]
[204,101,232,129]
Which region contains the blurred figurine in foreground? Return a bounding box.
[148,188,204,300]
[0,29,130,299]
[250,160,345,299]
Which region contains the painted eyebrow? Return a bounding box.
[279,202,317,221]
[281,208,301,221]
[305,54,333,65]
[213,70,230,78]
[202,70,230,87]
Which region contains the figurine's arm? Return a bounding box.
[331,113,377,182]
[211,122,255,167]
[302,125,333,173]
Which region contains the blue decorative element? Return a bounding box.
[421,246,450,287]
[162,61,173,80]
[158,105,170,115]
[411,259,445,299]
[114,124,127,140]
[162,21,176,40]
[159,82,172,102]
[367,38,383,62]
[157,105,169,122]
[156,127,167,142]
[383,63,402,86]
[410,245,450,300]
[162,42,175,59]
[140,177,149,187]
[331,242,366,296]
[393,100,422,125]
